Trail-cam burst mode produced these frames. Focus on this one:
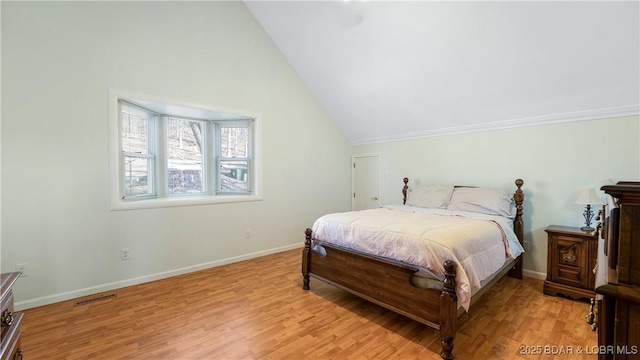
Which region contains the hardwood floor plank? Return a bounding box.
[20,249,597,359]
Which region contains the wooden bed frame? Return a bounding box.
[302,178,525,360]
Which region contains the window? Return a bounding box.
[166,117,206,195]
[109,91,261,210]
[218,123,251,193]
[121,104,156,198]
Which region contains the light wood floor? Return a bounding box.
[21,249,597,360]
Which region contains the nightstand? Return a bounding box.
[543,225,598,301]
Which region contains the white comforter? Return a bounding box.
[311,205,525,311]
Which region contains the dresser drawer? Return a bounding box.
[1,292,15,341]
[1,313,23,360]
[1,273,22,360]
[1,272,19,339]
[0,274,19,307]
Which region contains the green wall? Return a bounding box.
[1,1,351,309]
[353,116,639,276]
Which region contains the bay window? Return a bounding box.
[109,91,261,210]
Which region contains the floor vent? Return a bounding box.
[74,294,117,306]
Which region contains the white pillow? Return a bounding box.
[447,187,514,217]
[407,185,455,209]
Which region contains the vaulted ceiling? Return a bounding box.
[245,1,639,144]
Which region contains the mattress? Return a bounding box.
[311,205,525,311]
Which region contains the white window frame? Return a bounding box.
[109,89,262,210]
[164,116,208,196]
[119,101,158,200]
[215,120,253,195]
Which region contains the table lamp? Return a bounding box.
[575,188,604,231]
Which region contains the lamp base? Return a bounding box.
[581,205,595,233]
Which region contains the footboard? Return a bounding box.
[302,228,458,359]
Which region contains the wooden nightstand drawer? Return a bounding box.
[544,225,598,301]
[557,265,582,285]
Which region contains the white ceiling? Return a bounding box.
[245,1,640,144]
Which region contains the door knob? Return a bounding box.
[372,196,379,200]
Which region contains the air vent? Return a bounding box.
[74,294,117,306]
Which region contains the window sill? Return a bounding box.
[110,194,263,211]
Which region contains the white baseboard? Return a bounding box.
[523,269,547,280]
[15,243,303,311]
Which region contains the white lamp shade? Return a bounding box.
[575,188,604,205]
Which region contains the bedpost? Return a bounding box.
[302,228,312,290]
[402,177,409,205]
[439,260,457,360]
[508,178,525,279]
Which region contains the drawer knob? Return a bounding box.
[1,310,14,327]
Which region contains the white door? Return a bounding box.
[352,155,380,210]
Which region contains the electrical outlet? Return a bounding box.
[523,241,531,252]
[15,263,28,277]
[121,248,130,260]
[245,229,251,240]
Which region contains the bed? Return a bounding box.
[301,178,525,359]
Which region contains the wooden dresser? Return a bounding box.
[590,182,640,359]
[1,272,23,360]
